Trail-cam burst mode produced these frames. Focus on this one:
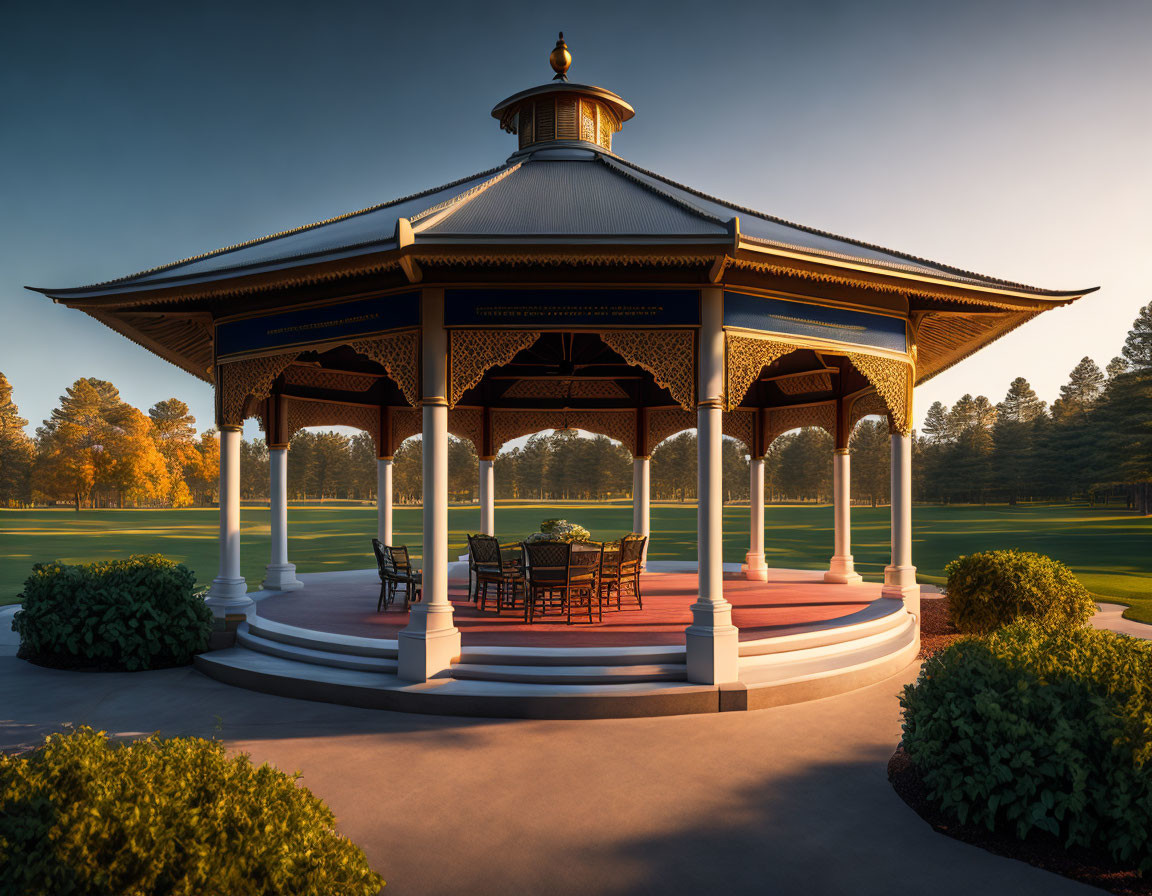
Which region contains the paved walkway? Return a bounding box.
[0,603,1098,895]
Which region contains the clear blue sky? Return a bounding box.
[3,0,1149,440]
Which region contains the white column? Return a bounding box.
[479,458,495,535]
[825,449,862,584]
[881,431,919,615]
[205,426,251,616]
[742,457,767,581]
[262,447,302,591]
[632,455,650,565]
[398,288,461,681]
[377,456,393,544]
[686,288,740,685]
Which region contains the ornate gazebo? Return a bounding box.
[32,36,1093,706]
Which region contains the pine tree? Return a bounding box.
[1053,357,1105,418]
[1121,301,1152,370]
[920,401,952,443]
[0,372,35,506]
[997,377,1046,423]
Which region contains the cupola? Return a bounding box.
[491,33,635,153]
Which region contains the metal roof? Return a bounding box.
[32,145,1085,300]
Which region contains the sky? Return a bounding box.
[2,0,1150,443]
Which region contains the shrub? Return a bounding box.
[944,549,1094,634]
[13,555,212,671]
[900,623,1152,870]
[0,727,383,896]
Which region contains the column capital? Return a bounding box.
[267,442,290,451]
[633,454,651,462]
[377,454,394,462]
[834,447,850,456]
[218,424,243,433]
[478,455,497,463]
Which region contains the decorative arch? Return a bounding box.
[347,330,420,407]
[722,409,755,454]
[449,330,542,408]
[218,352,301,427]
[599,330,695,411]
[724,333,795,410]
[491,409,636,455]
[847,391,890,437]
[283,398,381,454]
[763,402,837,451]
[646,407,695,454]
[448,407,483,452]
[846,352,914,435]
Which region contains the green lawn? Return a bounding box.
[2,502,1150,619]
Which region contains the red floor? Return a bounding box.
[255,569,880,646]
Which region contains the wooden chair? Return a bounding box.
[469,533,524,614]
[371,538,396,612]
[388,544,422,611]
[618,534,647,609]
[597,540,623,608]
[522,541,602,625]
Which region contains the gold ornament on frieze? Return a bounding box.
[391,407,421,453]
[846,352,914,435]
[491,409,636,455]
[284,400,381,453]
[722,410,755,452]
[848,392,889,434]
[776,371,833,396]
[218,352,301,426]
[449,330,542,409]
[599,330,695,412]
[646,407,695,453]
[724,334,794,411]
[448,407,484,451]
[282,367,377,393]
[348,330,419,407]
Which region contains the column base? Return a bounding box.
[262,564,303,592]
[685,599,740,685]
[881,566,920,616]
[398,604,461,682]
[741,551,768,581]
[205,578,252,618]
[824,555,862,585]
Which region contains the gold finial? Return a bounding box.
[549,32,571,81]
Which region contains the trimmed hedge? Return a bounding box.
[945,549,1095,634]
[900,623,1152,871]
[13,555,211,671]
[0,727,383,896]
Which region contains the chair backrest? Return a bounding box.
[523,540,572,586]
[372,538,394,577]
[389,545,412,575]
[468,533,501,566]
[621,534,645,564]
[571,542,603,575]
[599,540,622,575]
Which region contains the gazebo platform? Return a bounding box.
[195,563,919,719]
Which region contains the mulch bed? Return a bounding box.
[918,594,964,659]
[889,747,1150,894]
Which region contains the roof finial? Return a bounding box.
[550,32,571,81]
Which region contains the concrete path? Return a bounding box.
[1092,602,1152,638]
[0,642,1095,894]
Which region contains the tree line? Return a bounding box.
[1,301,1147,512]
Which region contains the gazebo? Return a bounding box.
[32,36,1093,715]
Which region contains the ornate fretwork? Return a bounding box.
[500,378,630,401]
[776,371,832,396]
[599,330,695,412]
[449,330,541,408]
[848,392,890,434]
[492,409,636,455]
[448,407,484,451]
[282,367,377,393]
[764,403,837,449]
[391,407,422,454]
[646,407,695,454]
[348,330,419,407]
[724,334,795,411]
[722,410,756,453]
[846,352,914,435]
[219,352,300,426]
[284,399,382,453]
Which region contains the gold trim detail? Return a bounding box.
[599,329,695,412]
[449,330,541,409]
[284,399,381,453]
[848,392,889,434]
[282,368,377,393]
[348,330,420,407]
[391,407,421,454]
[219,352,300,426]
[647,407,695,453]
[724,333,794,411]
[491,409,636,455]
[847,352,914,435]
[722,410,755,452]
[776,371,832,396]
[448,407,484,451]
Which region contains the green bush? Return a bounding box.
[0,727,383,896]
[900,623,1152,870]
[945,549,1095,634]
[13,555,211,671]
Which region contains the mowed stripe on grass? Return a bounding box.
[1,502,1149,619]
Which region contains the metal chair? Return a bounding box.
[371,538,396,612]
[597,539,623,608]
[469,533,524,613]
[387,544,422,611]
[618,534,646,609]
[522,541,602,625]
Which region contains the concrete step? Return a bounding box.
[458,643,685,667]
[450,662,687,684]
[237,625,398,673]
[738,598,908,657]
[247,616,398,658]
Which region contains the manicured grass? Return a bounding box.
[1,502,1149,620]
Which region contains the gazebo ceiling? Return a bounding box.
[28,38,1095,394]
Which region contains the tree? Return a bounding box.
[448,436,477,501]
[992,379,1045,504]
[921,401,951,443]
[185,431,220,505]
[849,419,889,506]
[0,372,34,506]
[1121,301,1152,370]
[35,379,110,509]
[997,377,1046,424]
[1052,356,1105,419]
[240,438,269,500]
[149,398,198,505]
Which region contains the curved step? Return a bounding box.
[738,598,908,657]
[459,643,685,667]
[450,662,687,684]
[248,616,398,658]
[237,625,398,673]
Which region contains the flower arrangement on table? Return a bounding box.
[523,519,591,544]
